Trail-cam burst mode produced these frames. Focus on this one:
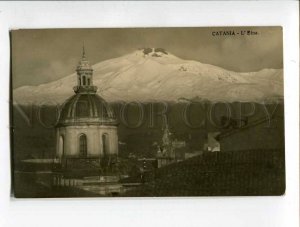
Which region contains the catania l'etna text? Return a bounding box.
[212,30,258,36]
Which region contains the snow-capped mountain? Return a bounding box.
[13,48,283,105]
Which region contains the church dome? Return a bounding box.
[55,46,119,165]
[58,93,117,126]
[56,46,117,127]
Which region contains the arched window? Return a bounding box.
[102,134,109,156]
[82,76,86,86]
[59,135,64,157]
[87,78,90,85]
[79,134,87,157]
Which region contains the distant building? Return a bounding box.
[156,123,186,168]
[184,151,203,159]
[203,132,221,152]
[55,46,119,172]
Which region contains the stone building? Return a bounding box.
[55,47,118,169]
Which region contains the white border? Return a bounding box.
[0,2,298,227]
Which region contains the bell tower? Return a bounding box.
[73,45,98,94]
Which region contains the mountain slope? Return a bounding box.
[13,48,283,105]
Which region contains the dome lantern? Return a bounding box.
[73,44,98,94]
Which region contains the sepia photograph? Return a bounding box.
[11,27,285,198]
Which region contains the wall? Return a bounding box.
[56,125,118,158]
[219,117,284,152]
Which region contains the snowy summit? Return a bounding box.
[13,48,283,105]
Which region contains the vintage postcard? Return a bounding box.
[11,27,285,197]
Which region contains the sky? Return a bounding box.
[11,27,283,88]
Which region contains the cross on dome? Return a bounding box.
[82,42,86,59]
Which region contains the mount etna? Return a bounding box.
[13,48,283,105]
